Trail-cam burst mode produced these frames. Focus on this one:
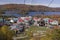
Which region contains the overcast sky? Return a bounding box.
[0,0,60,7]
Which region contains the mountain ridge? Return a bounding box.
[0,4,60,12]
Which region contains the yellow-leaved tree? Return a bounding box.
[0,25,15,40]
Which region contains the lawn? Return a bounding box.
[26,26,48,33]
[19,26,48,40]
[16,26,49,40]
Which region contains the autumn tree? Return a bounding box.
[0,25,15,40]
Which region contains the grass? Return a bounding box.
[25,26,48,37]
[27,26,47,32]
[17,26,48,40]
[25,26,48,40]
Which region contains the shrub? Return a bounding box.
[44,28,60,40]
[0,25,15,40]
[51,29,60,40]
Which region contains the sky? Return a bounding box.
[0,0,60,7]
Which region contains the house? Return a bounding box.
[43,18,58,26]
[49,20,58,25]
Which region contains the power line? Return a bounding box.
[41,0,54,15]
[24,0,33,5]
[48,0,54,7]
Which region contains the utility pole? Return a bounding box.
[23,0,25,17]
[24,0,25,5]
